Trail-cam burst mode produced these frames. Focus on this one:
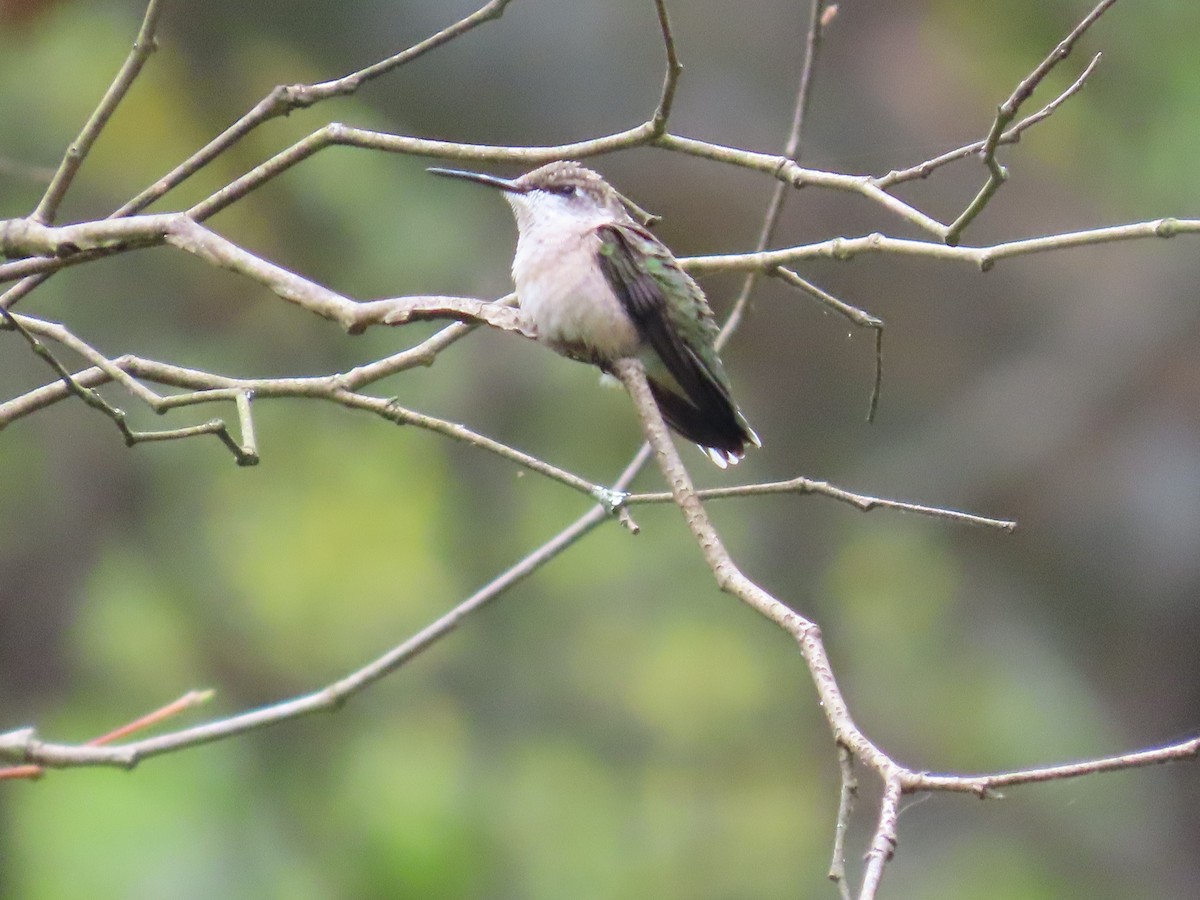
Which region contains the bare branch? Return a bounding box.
[682,217,1200,274]
[2,310,1012,529]
[186,0,679,223]
[116,0,514,220]
[337,390,628,509]
[0,213,176,258]
[860,776,902,900]
[0,314,497,426]
[912,735,1200,796]
[649,0,683,132]
[0,483,619,772]
[654,134,950,238]
[0,307,153,451]
[4,3,1196,893]
[128,418,257,463]
[828,744,857,899]
[0,689,212,781]
[0,309,260,462]
[877,51,1103,189]
[627,476,1015,531]
[32,0,166,224]
[0,215,532,337]
[611,357,891,762]
[0,0,515,313]
[945,0,1120,244]
[769,267,885,418]
[724,0,832,339]
[0,314,621,504]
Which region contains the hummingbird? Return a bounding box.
[429,160,759,467]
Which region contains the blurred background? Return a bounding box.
[2,0,1199,896]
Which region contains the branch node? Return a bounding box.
[616,506,640,534]
[0,727,37,764]
[1155,217,1180,238]
[591,486,631,516]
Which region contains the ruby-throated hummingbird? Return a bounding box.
[429,160,759,467]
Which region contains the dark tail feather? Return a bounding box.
[648,380,759,467]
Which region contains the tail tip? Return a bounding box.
[701,431,760,468]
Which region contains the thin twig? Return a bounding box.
[0,450,660,772]
[340,390,627,509]
[723,0,831,340]
[945,0,1119,244]
[13,148,1194,302]
[770,267,885,420]
[772,267,882,331]
[0,310,254,463]
[33,0,166,225]
[117,0,514,219]
[828,743,858,899]
[4,2,1197,893]
[912,735,1200,796]
[234,390,258,463]
[0,690,212,780]
[876,52,1103,189]
[0,314,492,426]
[0,304,142,444]
[627,476,1014,530]
[0,0,515,312]
[859,776,902,900]
[0,317,1013,528]
[0,312,613,499]
[649,0,683,132]
[680,217,1200,275]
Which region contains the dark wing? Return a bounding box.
[595,222,754,458]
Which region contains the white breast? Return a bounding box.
[511,222,640,362]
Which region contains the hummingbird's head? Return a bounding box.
[428,161,658,234]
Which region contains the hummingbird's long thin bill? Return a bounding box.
[427,167,524,192]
